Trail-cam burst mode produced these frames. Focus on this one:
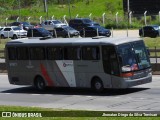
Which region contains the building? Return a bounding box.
[123,0,160,16]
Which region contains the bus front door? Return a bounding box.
[102,46,120,88]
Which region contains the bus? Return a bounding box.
[5,37,152,92]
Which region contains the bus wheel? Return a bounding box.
[34,77,46,91]
[91,77,104,92]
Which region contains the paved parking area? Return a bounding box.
[112,30,139,38]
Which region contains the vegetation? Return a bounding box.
[144,37,160,48]
[1,0,159,28]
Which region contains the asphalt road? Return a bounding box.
[112,29,139,37]
[0,74,160,111]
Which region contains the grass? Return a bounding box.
[0,0,123,26]
[0,0,145,29]
[0,39,10,49]
[8,0,123,19]
[0,0,160,28]
[143,37,160,48]
[143,37,160,57]
[0,105,159,120]
[0,39,10,58]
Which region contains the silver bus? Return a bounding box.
[5,37,152,92]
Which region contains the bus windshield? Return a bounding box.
[117,41,151,72]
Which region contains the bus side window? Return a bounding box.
[92,47,100,60]
[47,47,63,60]
[8,47,17,60]
[64,47,81,60]
[17,47,29,60]
[30,47,45,60]
[82,46,99,60]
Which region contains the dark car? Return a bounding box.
[53,26,80,38]
[27,28,52,37]
[139,25,160,38]
[10,22,34,30]
[80,26,111,37]
[69,18,100,31]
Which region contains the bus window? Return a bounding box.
[30,47,45,60]
[17,47,29,60]
[8,47,17,60]
[82,46,100,60]
[64,47,81,60]
[47,47,63,60]
[118,43,138,72]
[132,41,151,69]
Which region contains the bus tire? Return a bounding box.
[91,77,104,92]
[34,76,46,91]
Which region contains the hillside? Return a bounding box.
[0,0,123,25]
[1,0,159,29]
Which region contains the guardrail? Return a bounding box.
[149,47,160,63]
[149,48,160,57]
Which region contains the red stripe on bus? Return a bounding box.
[40,64,54,86]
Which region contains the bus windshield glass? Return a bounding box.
[117,41,151,72]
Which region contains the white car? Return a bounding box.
[41,20,67,31]
[0,26,27,39]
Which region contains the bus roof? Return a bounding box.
[6,37,143,46]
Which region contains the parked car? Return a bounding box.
[0,26,27,39]
[139,25,160,38]
[10,22,34,30]
[80,26,111,37]
[0,27,3,31]
[69,18,100,31]
[27,28,52,37]
[41,20,67,31]
[52,26,80,38]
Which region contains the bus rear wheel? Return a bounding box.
[91,77,104,92]
[34,77,46,91]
